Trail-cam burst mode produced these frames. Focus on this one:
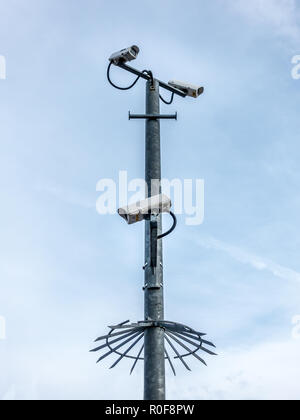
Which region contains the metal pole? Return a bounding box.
[92,57,215,400]
[144,79,166,401]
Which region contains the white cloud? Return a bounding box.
[197,236,300,284]
[168,338,300,400]
[229,0,300,44]
[2,337,299,400]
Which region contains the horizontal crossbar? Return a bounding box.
[117,63,187,98]
[129,112,177,120]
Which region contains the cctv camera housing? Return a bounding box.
[168,80,204,98]
[109,45,140,65]
[118,194,172,225]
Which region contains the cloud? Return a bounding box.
[229,0,300,44]
[2,336,299,400]
[168,338,300,400]
[197,236,300,284]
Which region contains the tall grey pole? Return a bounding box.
[91,56,216,402]
[144,79,166,400]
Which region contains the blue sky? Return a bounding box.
[0,0,300,400]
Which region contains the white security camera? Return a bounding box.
[118,194,172,225]
[109,45,140,65]
[168,80,204,98]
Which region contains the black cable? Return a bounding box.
[158,211,177,240]
[159,92,175,105]
[107,62,149,91]
[107,63,176,106]
[146,70,154,88]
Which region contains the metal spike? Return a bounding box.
[165,347,176,376]
[118,320,131,326]
[164,334,191,371]
[130,344,144,375]
[95,348,114,363]
[169,323,206,337]
[94,328,140,343]
[200,338,216,349]
[159,322,206,337]
[176,330,207,343]
[198,346,217,356]
[95,331,142,363]
[165,332,207,366]
[181,333,216,348]
[91,329,141,352]
[171,331,217,356]
[108,320,131,329]
[109,323,140,330]
[170,331,201,347]
[110,333,144,369]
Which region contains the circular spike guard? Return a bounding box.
[91,320,216,375]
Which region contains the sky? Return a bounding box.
[0,0,300,400]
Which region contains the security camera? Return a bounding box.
[118,194,172,225]
[109,45,140,65]
[168,80,204,98]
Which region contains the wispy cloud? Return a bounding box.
[197,236,300,284]
[229,0,300,44]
